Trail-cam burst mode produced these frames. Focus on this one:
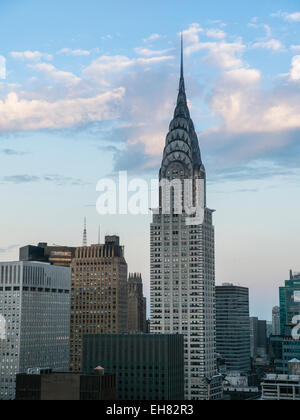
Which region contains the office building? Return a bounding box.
[127,273,147,333]
[270,335,300,374]
[16,368,116,400]
[262,374,300,400]
[20,243,76,267]
[150,38,222,400]
[70,236,128,372]
[250,317,268,361]
[216,284,251,373]
[0,261,70,400]
[272,306,281,336]
[83,334,184,400]
[280,271,300,336]
[270,271,300,374]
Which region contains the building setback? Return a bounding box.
[70,236,128,372]
[150,38,222,400]
[216,284,251,373]
[16,369,116,400]
[82,334,185,401]
[0,262,70,400]
[127,273,147,333]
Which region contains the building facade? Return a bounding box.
[69,236,128,372]
[250,317,268,362]
[270,334,300,374]
[82,334,184,400]
[150,41,222,400]
[20,243,76,267]
[280,271,300,336]
[127,273,147,333]
[216,284,251,373]
[262,374,300,400]
[16,369,116,400]
[0,261,70,400]
[272,306,281,336]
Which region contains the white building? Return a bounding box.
[262,374,300,400]
[150,39,222,400]
[0,261,70,400]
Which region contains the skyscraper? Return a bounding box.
[280,271,300,336]
[127,273,147,333]
[216,284,251,373]
[250,317,268,361]
[150,38,222,400]
[272,306,281,336]
[0,261,70,400]
[69,236,128,372]
[270,270,300,374]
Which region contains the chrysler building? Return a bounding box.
[150,37,222,400]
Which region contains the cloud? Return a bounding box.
[134,47,173,57]
[142,34,164,43]
[83,54,174,85]
[0,244,19,254]
[289,56,300,81]
[2,175,39,184]
[188,39,245,70]
[209,65,300,135]
[1,174,88,186]
[112,143,156,172]
[182,23,204,44]
[10,51,53,61]
[57,48,92,56]
[291,45,300,52]
[206,28,227,39]
[252,39,284,51]
[210,160,300,183]
[1,148,26,156]
[42,174,89,186]
[29,63,81,86]
[271,11,300,22]
[182,25,245,69]
[0,88,125,132]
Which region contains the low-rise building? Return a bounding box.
[16,368,116,400]
[262,374,300,400]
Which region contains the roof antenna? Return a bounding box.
[83,217,87,247]
[98,225,101,245]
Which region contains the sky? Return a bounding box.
[1,0,300,320]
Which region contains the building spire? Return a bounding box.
[179,33,185,94]
[181,32,184,79]
[83,217,87,247]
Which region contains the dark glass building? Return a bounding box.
[16,370,116,400]
[82,334,184,401]
[216,284,251,373]
[280,271,300,336]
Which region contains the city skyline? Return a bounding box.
[1,0,300,321]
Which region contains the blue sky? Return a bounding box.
[1,0,300,320]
